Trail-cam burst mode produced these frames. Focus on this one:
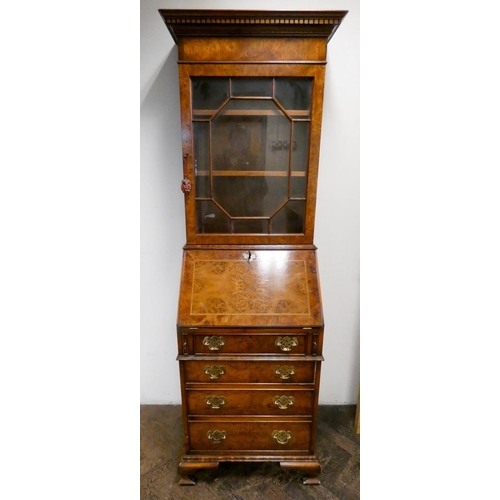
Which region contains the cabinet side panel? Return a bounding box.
[304,68,325,243]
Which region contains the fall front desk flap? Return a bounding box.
[178,249,323,327]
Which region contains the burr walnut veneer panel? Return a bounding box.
[178,249,323,328]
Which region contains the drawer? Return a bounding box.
[186,389,314,416]
[188,421,312,452]
[193,333,307,355]
[183,360,317,384]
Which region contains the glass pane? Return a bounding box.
[291,174,306,198]
[291,122,310,172]
[271,201,305,234]
[217,99,283,113]
[193,122,210,198]
[232,219,268,234]
[196,200,230,234]
[290,122,309,198]
[211,99,290,219]
[231,78,272,97]
[192,78,229,114]
[212,170,269,219]
[263,176,288,216]
[266,113,291,173]
[274,78,312,118]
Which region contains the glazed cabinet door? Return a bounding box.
[178,65,326,245]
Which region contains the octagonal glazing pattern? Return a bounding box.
[192,77,312,235]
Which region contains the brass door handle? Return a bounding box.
[274,365,295,380]
[207,430,227,444]
[202,335,226,351]
[205,395,226,409]
[274,395,295,409]
[180,152,191,194]
[272,430,292,445]
[275,336,298,352]
[204,365,226,380]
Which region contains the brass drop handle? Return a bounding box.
[204,365,226,380]
[203,335,226,351]
[207,430,227,444]
[275,336,298,352]
[274,395,295,410]
[272,430,292,445]
[274,365,295,380]
[205,396,227,410]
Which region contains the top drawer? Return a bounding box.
[195,333,307,355]
[178,329,322,356]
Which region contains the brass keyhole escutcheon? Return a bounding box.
[275,336,298,352]
[202,335,226,351]
[272,430,292,445]
[204,365,226,380]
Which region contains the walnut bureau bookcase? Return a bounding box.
[159,9,348,485]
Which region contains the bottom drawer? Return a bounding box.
[188,421,312,452]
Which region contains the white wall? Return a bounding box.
[140,0,359,404]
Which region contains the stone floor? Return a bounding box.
[140,405,360,499]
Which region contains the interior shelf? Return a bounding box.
[193,109,310,118]
[195,170,307,177]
